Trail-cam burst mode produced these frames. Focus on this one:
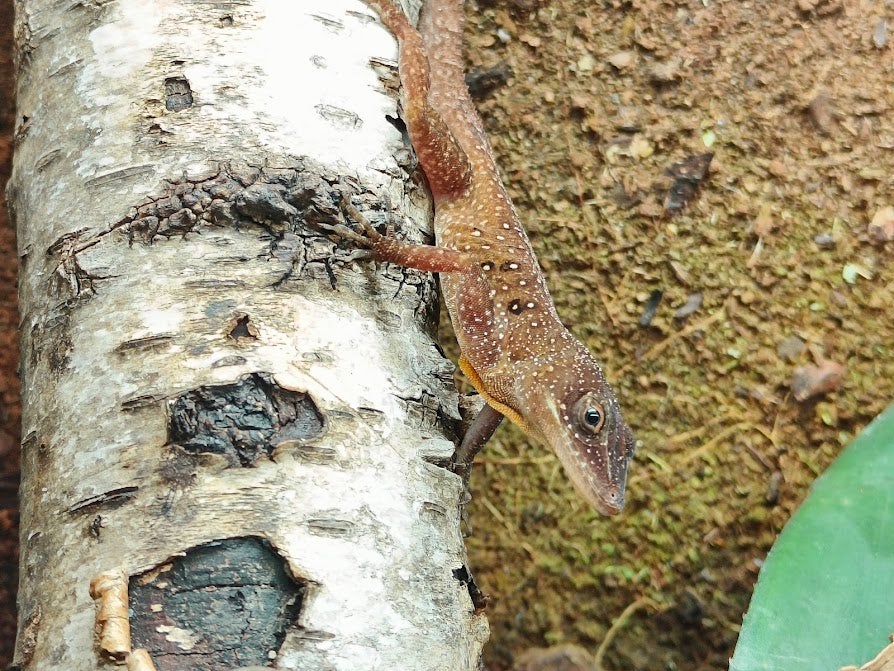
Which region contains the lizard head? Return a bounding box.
[516,338,636,515]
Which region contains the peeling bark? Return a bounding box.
[9,1,487,669]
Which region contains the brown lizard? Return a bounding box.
[335,0,635,514]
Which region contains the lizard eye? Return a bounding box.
[584,407,602,426]
[574,394,605,434]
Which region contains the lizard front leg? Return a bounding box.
[452,402,504,502]
[330,196,473,273]
[332,197,500,362]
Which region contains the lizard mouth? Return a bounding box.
[590,417,635,515]
[592,483,625,516]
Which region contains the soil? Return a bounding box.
[0,1,892,669]
[454,1,894,669]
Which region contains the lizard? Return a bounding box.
[334,0,636,514]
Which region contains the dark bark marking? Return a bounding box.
[120,394,167,411]
[167,372,324,467]
[29,312,72,373]
[17,607,41,667]
[115,333,175,353]
[88,515,103,538]
[164,77,193,112]
[129,537,305,671]
[306,518,356,537]
[227,314,258,341]
[451,565,489,614]
[210,355,248,369]
[66,486,139,514]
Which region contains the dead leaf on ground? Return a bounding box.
[753,202,776,237]
[806,92,835,133]
[791,360,846,401]
[663,153,713,213]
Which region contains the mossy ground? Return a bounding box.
[450,1,894,668]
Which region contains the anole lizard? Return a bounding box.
[337,0,636,514]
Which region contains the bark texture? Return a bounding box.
[9,1,487,669]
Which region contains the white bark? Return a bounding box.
[10,1,487,669]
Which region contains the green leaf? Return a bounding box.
[730,404,894,671]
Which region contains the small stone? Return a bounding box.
[607,50,635,70]
[570,94,594,111]
[868,206,894,242]
[674,293,702,320]
[513,644,596,671]
[872,19,888,48]
[519,33,541,48]
[777,335,805,362]
[650,58,682,83]
[629,134,654,159]
[577,53,597,72]
[614,106,642,132]
[768,159,788,177]
[806,93,835,133]
[814,232,835,247]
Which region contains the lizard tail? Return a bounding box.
[364,0,473,200]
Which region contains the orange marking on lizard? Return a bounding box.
[355,0,636,515]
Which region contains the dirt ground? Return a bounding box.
[455,0,894,669]
[1,0,892,669]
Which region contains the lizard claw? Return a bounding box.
[314,220,374,247]
[452,459,475,537]
[312,195,391,251]
[340,195,386,242]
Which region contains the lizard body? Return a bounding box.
[349,0,635,514]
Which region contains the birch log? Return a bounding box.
[9,1,488,669]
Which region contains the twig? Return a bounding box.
[618,303,727,375]
[594,596,658,670]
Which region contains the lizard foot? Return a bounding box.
[314,194,393,250]
[451,459,475,537]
